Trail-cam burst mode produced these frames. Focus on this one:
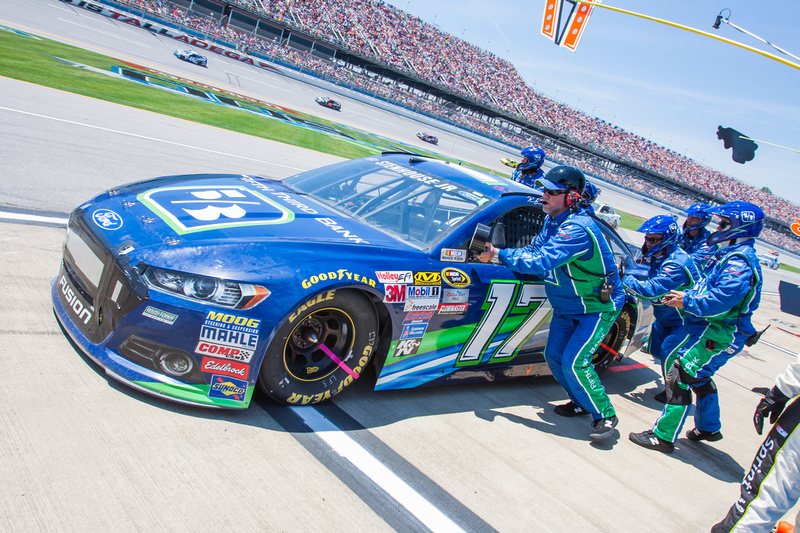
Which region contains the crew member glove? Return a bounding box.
[753,386,789,435]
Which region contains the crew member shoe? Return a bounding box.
[654,390,667,404]
[554,401,590,417]
[589,416,618,441]
[686,428,723,442]
[629,430,675,454]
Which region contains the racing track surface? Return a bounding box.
[3,1,800,531]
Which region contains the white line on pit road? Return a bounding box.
[0,212,68,226]
[0,105,306,171]
[291,406,466,533]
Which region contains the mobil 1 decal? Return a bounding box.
[457,281,552,366]
[138,185,294,234]
[196,311,260,364]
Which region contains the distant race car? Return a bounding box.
[500,158,518,168]
[173,49,207,67]
[52,153,653,409]
[594,203,621,230]
[315,96,341,111]
[757,250,780,270]
[416,132,438,145]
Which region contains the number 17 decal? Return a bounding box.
[457,281,552,366]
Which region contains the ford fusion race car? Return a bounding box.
[173,49,207,66]
[315,96,341,111]
[52,153,653,409]
[416,132,438,145]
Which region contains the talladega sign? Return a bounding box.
[59,0,280,73]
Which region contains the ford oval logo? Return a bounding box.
[92,209,123,230]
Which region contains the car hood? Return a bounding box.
[77,174,413,278]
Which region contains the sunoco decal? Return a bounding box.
[138,185,294,234]
[208,374,247,401]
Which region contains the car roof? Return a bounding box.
[378,152,538,198]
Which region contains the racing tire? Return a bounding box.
[257,290,378,405]
[592,307,632,375]
[771,263,779,270]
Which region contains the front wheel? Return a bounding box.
[592,307,632,375]
[257,290,378,405]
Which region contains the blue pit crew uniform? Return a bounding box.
[651,240,762,442]
[511,166,544,189]
[497,208,625,420]
[624,247,699,378]
[679,226,717,272]
[713,355,800,533]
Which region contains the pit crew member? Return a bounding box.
[679,202,718,271]
[510,146,546,188]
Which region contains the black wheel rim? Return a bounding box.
[283,308,355,381]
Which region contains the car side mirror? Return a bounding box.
[469,223,491,253]
[490,222,506,248]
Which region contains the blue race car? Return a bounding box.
[173,49,207,67]
[52,153,653,408]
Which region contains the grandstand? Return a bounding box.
[114,0,800,252]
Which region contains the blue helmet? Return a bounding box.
[683,203,712,232]
[706,201,765,245]
[517,146,545,173]
[636,215,679,257]
[580,181,600,207]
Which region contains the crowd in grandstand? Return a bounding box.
[118,0,800,253]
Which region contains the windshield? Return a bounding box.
[286,158,491,249]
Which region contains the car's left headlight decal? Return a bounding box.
[143,266,269,309]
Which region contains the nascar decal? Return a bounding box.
[414,271,441,285]
[208,374,248,401]
[442,268,470,288]
[457,281,550,366]
[440,248,466,262]
[302,270,376,290]
[195,311,260,363]
[375,271,414,284]
[201,357,249,379]
[138,185,294,234]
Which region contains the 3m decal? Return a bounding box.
[394,339,421,357]
[302,269,376,290]
[440,248,466,262]
[442,267,470,288]
[92,209,123,230]
[384,284,406,303]
[208,374,247,401]
[375,271,414,284]
[201,357,249,379]
[142,306,177,325]
[138,185,294,234]
[457,281,551,365]
[414,271,441,285]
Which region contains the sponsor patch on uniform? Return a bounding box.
[208,374,247,401]
[401,324,428,339]
[442,267,470,288]
[440,248,466,262]
[404,298,439,312]
[142,306,178,325]
[394,339,421,357]
[375,271,413,284]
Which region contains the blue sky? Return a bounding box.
[401,0,800,206]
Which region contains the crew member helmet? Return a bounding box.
[706,201,765,245]
[516,146,545,173]
[535,165,586,194]
[683,203,712,232]
[581,181,600,207]
[636,215,679,257]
